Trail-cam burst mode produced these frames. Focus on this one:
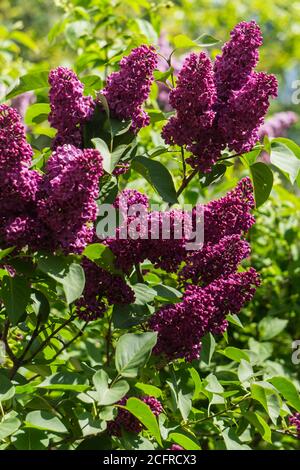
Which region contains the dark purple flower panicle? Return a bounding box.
[113,189,149,212]
[218,72,278,154]
[162,21,278,173]
[0,105,44,247]
[214,20,263,100]
[149,269,260,362]
[0,104,33,166]
[162,52,218,172]
[2,215,48,250]
[48,67,94,148]
[202,177,255,244]
[289,413,300,438]
[179,234,251,285]
[37,145,103,253]
[76,259,135,321]
[103,45,158,132]
[108,396,162,437]
[258,111,298,139]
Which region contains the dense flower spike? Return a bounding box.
[214,20,263,100]
[103,45,158,132]
[149,269,260,361]
[76,259,135,321]
[218,72,278,154]
[162,21,277,173]
[106,207,193,274]
[48,67,94,148]
[108,396,163,436]
[202,177,255,244]
[289,413,300,438]
[2,215,49,250]
[113,189,149,212]
[37,145,103,253]
[0,105,43,248]
[258,111,298,139]
[162,52,218,172]
[179,234,251,285]
[0,104,33,166]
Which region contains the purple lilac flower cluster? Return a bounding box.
[149,178,259,361]
[108,396,163,437]
[76,259,135,321]
[105,190,193,274]
[48,67,94,148]
[162,21,278,172]
[37,145,103,253]
[149,269,260,362]
[0,105,45,248]
[258,111,298,139]
[289,413,300,438]
[103,45,158,133]
[0,104,104,253]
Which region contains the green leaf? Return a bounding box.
[90,370,129,406]
[124,397,162,445]
[10,31,38,51]
[152,284,182,302]
[91,138,112,174]
[110,119,132,138]
[250,162,274,208]
[25,411,67,434]
[65,20,90,48]
[132,156,178,204]
[37,372,88,392]
[238,360,254,384]
[135,383,162,398]
[115,332,157,378]
[250,382,281,424]
[30,289,50,324]
[132,283,157,305]
[244,411,272,443]
[167,369,193,421]
[169,431,201,450]
[199,164,226,188]
[11,428,49,450]
[37,255,85,304]
[204,374,224,394]
[195,33,221,47]
[98,176,118,204]
[6,70,49,99]
[0,414,21,440]
[173,33,220,49]
[220,347,250,363]
[269,376,300,412]
[112,303,153,328]
[120,432,155,450]
[0,375,15,402]
[81,74,102,94]
[221,428,251,450]
[83,244,119,275]
[1,275,31,325]
[258,317,288,340]
[154,69,173,83]
[200,334,216,366]
[24,103,50,126]
[270,140,300,184]
[0,247,15,261]
[173,34,197,48]
[227,313,244,329]
[135,19,158,43]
